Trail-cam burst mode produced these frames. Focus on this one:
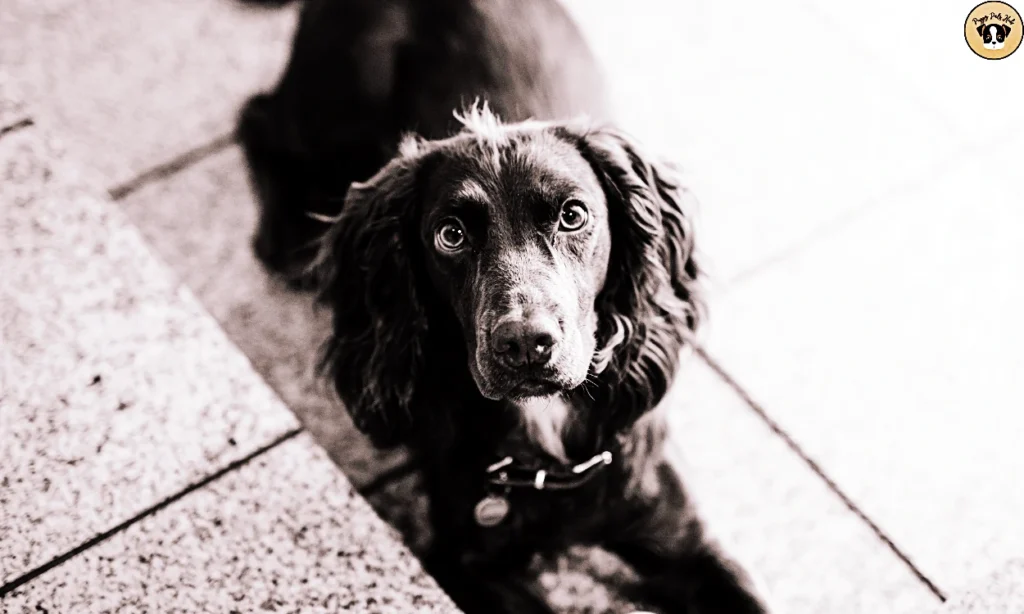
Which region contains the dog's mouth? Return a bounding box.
[508,378,562,399]
[473,364,582,402]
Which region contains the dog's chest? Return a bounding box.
[510,396,574,463]
[462,486,608,563]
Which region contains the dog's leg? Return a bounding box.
[237,92,389,289]
[606,462,772,614]
[237,0,405,288]
[237,94,313,284]
[422,547,556,614]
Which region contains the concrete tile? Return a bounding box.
[0,126,297,584]
[0,0,297,187]
[665,356,940,613]
[798,0,1024,147]
[704,137,1024,590]
[115,145,408,488]
[0,69,30,131]
[561,0,963,287]
[2,434,458,613]
[936,559,1024,614]
[558,0,729,158]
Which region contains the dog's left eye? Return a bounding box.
[558,200,589,232]
[435,218,467,252]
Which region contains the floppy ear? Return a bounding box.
[315,139,432,448]
[978,24,987,37]
[566,125,704,429]
[1003,25,1012,36]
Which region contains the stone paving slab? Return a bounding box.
[666,356,940,614]
[0,70,29,132]
[703,135,1024,591]
[799,0,1024,148]
[0,123,297,585]
[114,145,408,488]
[0,0,297,187]
[936,559,1024,614]
[1,433,459,614]
[559,0,964,288]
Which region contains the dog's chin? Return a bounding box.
[986,42,1005,49]
[471,366,585,402]
[507,379,564,401]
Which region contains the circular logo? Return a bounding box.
[965,2,1022,60]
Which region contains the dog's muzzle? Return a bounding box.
[489,312,562,369]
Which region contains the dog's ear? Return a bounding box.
[315,138,433,448]
[1003,24,1011,36]
[978,24,987,37]
[565,125,704,430]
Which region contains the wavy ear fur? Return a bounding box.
[315,139,432,448]
[567,126,704,430]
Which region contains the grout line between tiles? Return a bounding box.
[0,117,34,140]
[0,427,304,599]
[694,346,948,603]
[108,132,237,201]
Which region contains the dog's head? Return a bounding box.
[978,23,1011,49]
[317,106,701,447]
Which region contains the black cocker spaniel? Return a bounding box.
[238,1,772,612]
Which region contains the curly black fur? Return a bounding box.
[316,147,432,448]
[568,128,704,434]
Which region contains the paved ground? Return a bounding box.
[2,0,1023,612]
[0,107,455,612]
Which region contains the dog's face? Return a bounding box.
[318,108,701,447]
[418,131,611,401]
[979,23,1011,49]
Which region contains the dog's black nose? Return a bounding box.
[491,315,561,367]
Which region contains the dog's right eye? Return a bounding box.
[435,219,467,252]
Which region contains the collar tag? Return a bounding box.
[473,494,510,527]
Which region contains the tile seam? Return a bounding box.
[0,427,304,599]
[108,133,237,201]
[695,346,948,602]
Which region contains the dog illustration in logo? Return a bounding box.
[978,23,1012,49]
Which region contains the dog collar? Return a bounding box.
[473,450,614,527]
[485,450,613,491]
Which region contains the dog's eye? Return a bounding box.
[435,219,467,252]
[558,200,589,232]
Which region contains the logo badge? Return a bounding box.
[965,2,1022,60]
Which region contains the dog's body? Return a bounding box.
[239,1,771,612]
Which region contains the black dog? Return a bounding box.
[978,23,1012,50]
[238,1,772,612]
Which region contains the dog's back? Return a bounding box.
[396,0,609,138]
[238,0,608,280]
[263,0,606,147]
